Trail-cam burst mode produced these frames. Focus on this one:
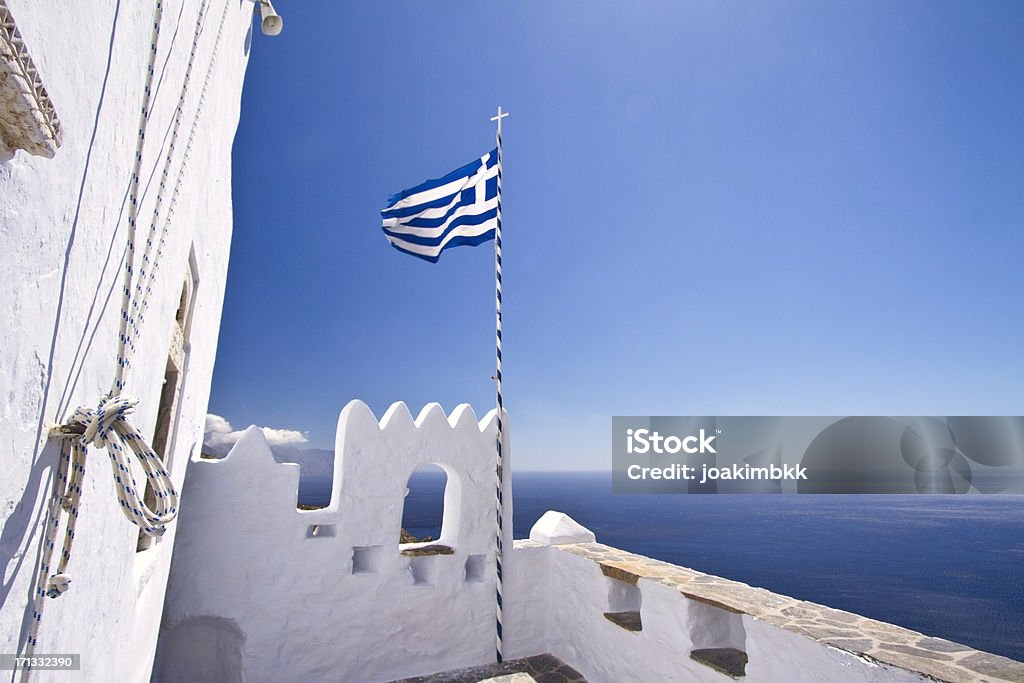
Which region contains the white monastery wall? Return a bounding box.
[155,398,1010,683]
[156,400,515,683]
[0,1,251,681]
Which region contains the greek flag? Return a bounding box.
[381,148,499,262]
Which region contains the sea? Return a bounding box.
[299,471,1024,662]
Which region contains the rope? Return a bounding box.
[24,397,179,679]
[112,1,165,396]
[493,120,505,664]
[72,396,179,534]
[23,440,83,655]
[21,2,166,672]
[135,0,231,361]
[21,0,232,673]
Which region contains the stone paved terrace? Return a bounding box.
[537,540,1024,683]
[393,653,587,683]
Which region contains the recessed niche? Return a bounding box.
[409,555,439,586]
[688,601,745,648]
[464,555,486,584]
[687,601,747,676]
[352,546,383,575]
[604,576,642,631]
[306,524,336,539]
[607,576,641,612]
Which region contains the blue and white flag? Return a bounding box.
[381,148,500,262]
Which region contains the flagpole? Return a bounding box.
[490,104,508,664]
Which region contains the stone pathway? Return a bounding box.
[392,653,587,683]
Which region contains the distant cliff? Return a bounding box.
[202,442,334,479]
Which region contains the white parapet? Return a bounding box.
[154,403,1024,683]
[503,539,1024,683]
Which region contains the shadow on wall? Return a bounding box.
[0,440,56,655]
[152,615,245,683]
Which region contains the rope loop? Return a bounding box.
[34,387,178,611]
[67,393,178,537]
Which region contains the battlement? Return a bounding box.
[154,401,1024,683]
[179,400,512,554]
[156,400,512,682]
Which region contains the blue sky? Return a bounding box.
[210,1,1024,470]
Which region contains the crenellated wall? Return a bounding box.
[156,398,1024,682]
[155,400,514,683]
[156,399,1024,683]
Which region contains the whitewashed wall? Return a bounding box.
[156,400,514,683]
[0,1,251,681]
[504,543,930,683]
[154,402,1009,683]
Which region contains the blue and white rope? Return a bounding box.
[112,1,166,395]
[21,440,80,680]
[23,0,230,673]
[24,397,181,679]
[137,0,230,339]
[72,396,179,535]
[493,118,505,664]
[132,0,212,362]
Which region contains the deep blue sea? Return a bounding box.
[299,471,1024,662]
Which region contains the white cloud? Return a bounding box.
[257,426,309,447]
[204,413,308,452]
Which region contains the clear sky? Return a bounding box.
[210,1,1024,470]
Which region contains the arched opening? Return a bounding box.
[153,615,245,683]
[400,464,448,545]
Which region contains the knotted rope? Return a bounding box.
[26,395,177,672]
[70,395,179,535]
[26,397,178,652]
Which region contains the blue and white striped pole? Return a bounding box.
[490,104,508,663]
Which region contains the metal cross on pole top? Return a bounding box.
[489,104,508,663]
[490,105,509,133]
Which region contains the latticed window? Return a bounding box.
[0,1,62,160]
[137,260,197,551]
